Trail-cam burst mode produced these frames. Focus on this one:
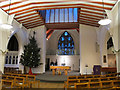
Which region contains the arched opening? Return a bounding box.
[58,31,74,55]
[107,37,116,68]
[4,35,19,73]
[7,35,19,51]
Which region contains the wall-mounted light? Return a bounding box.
[0,49,8,54]
[98,0,111,25]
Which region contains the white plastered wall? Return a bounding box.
[46,30,80,71]
[0,8,28,73]
[98,1,120,72]
[46,55,80,71]
[46,30,79,55]
[80,24,100,74]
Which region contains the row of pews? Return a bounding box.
[4,67,22,74]
[1,73,39,88]
[64,73,120,89]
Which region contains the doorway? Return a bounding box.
[45,58,50,71]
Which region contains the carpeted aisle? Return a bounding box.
[36,71,80,82]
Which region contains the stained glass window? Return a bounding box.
[58,31,74,55]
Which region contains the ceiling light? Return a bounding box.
[98,19,111,25]
[98,0,111,25]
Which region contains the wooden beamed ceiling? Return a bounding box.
[0,0,118,29]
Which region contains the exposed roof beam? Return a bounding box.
[35,3,111,10]
[80,10,107,16]
[14,9,35,16]
[46,30,54,40]
[25,23,44,28]
[80,13,104,19]
[23,19,43,24]
[1,0,29,8]
[79,20,99,26]
[80,22,99,27]
[15,13,38,19]
[46,29,53,34]
[24,22,44,26]
[20,17,42,23]
[4,2,111,12]
[80,15,100,21]
[79,18,99,22]
[18,15,41,22]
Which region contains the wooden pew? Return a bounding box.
[64,79,79,88]
[74,82,89,89]
[2,79,14,88]
[14,77,29,88]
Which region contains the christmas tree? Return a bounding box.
[20,32,42,74]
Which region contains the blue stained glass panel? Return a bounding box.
[74,8,78,22]
[62,37,64,41]
[46,10,50,23]
[45,8,77,23]
[58,31,74,55]
[65,32,68,36]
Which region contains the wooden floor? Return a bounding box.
[38,81,64,88]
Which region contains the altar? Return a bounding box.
[50,66,71,75]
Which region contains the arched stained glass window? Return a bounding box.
[58,31,74,55]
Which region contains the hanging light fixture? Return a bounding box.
[0,0,13,29]
[98,0,111,25]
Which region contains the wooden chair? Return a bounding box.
[74,82,89,89]
[78,78,90,83]
[89,82,101,89]
[19,74,27,80]
[85,75,93,78]
[4,73,12,76]
[89,78,100,82]
[108,77,118,80]
[64,79,79,88]
[2,79,14,88]
[78,75,85,79]
[112,80,120,88]
[2,75,8,79]
[100,77,109,81]
[7,76,15,80]
[67,76,78,79]
[11,74,20,77]
[14,77,29,88]
[101,81,113,89]
[93,75,101,78]
[26,75,37,88]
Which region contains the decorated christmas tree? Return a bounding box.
[20,32,42,74]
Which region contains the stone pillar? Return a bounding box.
[32,25,46,73]
[117,1,120,73]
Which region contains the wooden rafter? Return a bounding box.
[20,18,42,23]
[18,15,40,22]
[3,2,112,13]
[25,23,44,28]
[15,13,38,19]
[0,0,117,29]
[80,10,107,16]
[46,30,54,40]
[80,13,104,19]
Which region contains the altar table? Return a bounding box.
[50,66,71,75]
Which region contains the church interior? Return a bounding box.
[0,0,120,89]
